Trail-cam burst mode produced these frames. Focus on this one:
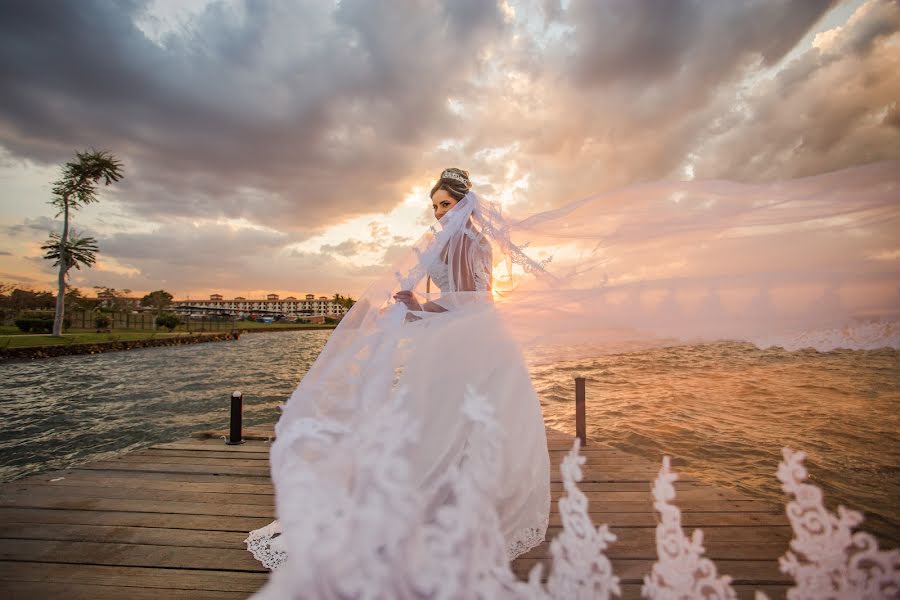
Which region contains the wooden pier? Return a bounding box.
[0,427,792,599]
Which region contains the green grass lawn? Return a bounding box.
[0,320,334,345]
[0,331,194,349]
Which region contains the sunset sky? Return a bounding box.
[1,0,898,300]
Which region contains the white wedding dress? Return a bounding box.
[245,164,900,597]
[246,195,551,571]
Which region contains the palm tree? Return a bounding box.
[44,150,123,337]
[42,231,99,270]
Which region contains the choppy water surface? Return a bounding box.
[0,331,329,481]
[1,332,897,545]
[531,342,900,545]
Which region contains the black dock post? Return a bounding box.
[226,390,245,445]
[575,376,586,447]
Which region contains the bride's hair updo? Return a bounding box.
[430,168,472,200]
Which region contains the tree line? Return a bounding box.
[9,148,355,333]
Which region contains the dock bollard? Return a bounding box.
[226,390,245,445]
[575,376,587,447]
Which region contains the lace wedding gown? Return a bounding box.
[245,165,900,597]
[246,204,551,570]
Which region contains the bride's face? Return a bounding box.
[432,189,459,221]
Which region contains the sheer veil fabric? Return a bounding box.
[246,161,900,590]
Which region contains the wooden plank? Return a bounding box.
[548,512,787,527]
[26,468,272,485]
[521,539,786,560]
[115,455,271,467]
[549,500,778,512]
[4,478,749,508]
[0,508,270,532]
[0,561,267,593]
[0,539,267,572]
[0,581,249,599]
[1,523,248,549]
[133,449,273,460]
[542,526,791,544]
[77,461,271,477]
[496,581,789,600]
[572,489,754,502]
[3,488,769,516]
[510,557,791,584]
[152,440,271,453]
[18,471,738,500]
[2,485,274,507]
[0,495,273,518]
[549,480,727,492]
[17,475,274,496]
[70,460,693,483]
[615,584,789,600]
[191,427,274,441]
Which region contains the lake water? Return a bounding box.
[1,330,897,546]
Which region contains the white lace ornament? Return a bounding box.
[245,521,287,571]
[642,455,737,599]
[764,448,900,600]
[543,438,620,599]
[250,387,900,599]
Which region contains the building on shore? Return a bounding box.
[172,293,347,319]
[95,290,143,310]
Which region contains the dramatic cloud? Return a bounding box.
[691,0,900,179]
[3,216,61,238]
[0,0,507,231]
[0,0,897,296]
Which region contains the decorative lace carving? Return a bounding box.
[426,260,450,292]
[765,448,900,600]
[543,438,620,599]
[642,455,738,599]
[507,519,549,561]
[245,521,286,571]
[476,212,554,279]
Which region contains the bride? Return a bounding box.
[246,168,551,569]
[245,160,899,597]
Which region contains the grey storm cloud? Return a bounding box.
[2,216,62,237]
[97,222,293,265]
[319,221,412,257]
[457,0,900,206]
[0,0,506,231]
[564,0,839,89]
[691,0,900,180]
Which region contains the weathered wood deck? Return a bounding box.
[0,427,792,599]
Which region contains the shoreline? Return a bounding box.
[0,324,336,363]
[236,324,336,334]
[0,331,241,363]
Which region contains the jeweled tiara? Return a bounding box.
[441,170,470,186]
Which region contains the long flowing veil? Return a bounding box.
[254,161,899,597]
[497,160,900,360]
[279,159,898,434]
